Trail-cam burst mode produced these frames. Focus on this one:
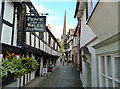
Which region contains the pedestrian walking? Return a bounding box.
[60,58,62,63]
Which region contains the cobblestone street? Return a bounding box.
[23,60,83,88]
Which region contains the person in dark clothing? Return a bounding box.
[60,58,62,63]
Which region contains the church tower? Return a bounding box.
[61,10,67,43]
[63,10,66,36]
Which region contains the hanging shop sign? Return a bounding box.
[26,16,46,32]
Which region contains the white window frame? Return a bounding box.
[98,53,120,87]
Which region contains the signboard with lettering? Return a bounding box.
[26,16,46,32]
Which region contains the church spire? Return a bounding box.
[63,10,66,36]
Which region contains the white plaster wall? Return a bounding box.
[88,2,118,41]
[80,6,101,87]
[80,7,96,47]
[80,61,86,87]
[44,32,46,42]
[55,43,57,50]
[31,34,34,47]
[40,40,43,50]
[46,44,47,53]
[0,1,2,16]
[44,44,46,52]
[26,5,30,13]
[51,38,53,48]
[13,9,17,46]
[26,32,30,45]
[1,24,12,45]
[86,38,100,87]
[73,37,77,47]
[36,37,39,49]
[96,41,119,55]
[35,32,39,49]
[4,2,14,23]
[46,32,48,44]
[58,47,59,51]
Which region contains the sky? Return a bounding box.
[31,0,77,40]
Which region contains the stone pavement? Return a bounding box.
[22,60,83,88]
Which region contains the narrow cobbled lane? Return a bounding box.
[37,60,83,87]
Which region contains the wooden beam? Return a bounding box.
[0,1,5,42]
[11,5,16,45]
[1,43,22,55]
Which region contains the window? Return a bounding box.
[99,54,120,87]
[115,57,120,79]
[107,56,112,77]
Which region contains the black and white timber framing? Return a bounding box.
[0,1,61,87]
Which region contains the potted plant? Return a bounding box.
[20,54,39,82]
[1,52,23,88]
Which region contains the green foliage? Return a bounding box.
[1,52,39,80]
[56,38,64,57]
[20,54,39,74]
[1,52,23,80]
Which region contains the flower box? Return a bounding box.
[1,53,39,87]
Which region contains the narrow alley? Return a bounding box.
[23,60,83,88]
[1,0,120,88]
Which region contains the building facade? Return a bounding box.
[0,1,60,88]
[74,0,120,87]
[64,28,75,61]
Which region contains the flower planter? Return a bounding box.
[2,79,18,89]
